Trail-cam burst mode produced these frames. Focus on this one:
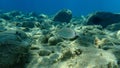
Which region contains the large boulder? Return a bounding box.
[53,9,72,23]
[22,21,35,28]
[86,12,120,28]
[0,30,31,68]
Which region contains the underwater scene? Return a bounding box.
[0,0,120,68]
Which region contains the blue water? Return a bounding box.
[0,0,120,16]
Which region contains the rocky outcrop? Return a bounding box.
[0,30,31,68]
[53,9,72,23]
[86,12,120,28]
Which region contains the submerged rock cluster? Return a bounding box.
[0,9,120,68]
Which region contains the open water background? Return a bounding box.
[0,0,120,16]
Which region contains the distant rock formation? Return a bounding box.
[86,12,120,28]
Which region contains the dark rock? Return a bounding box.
[86,12,120,28]
[60,49,73,61]
[0,13,11,20]
[38,35,49,44]
[38,50,51,56]
[0,30,31,68]
[22,21,35,28]
[53,9,72,23]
